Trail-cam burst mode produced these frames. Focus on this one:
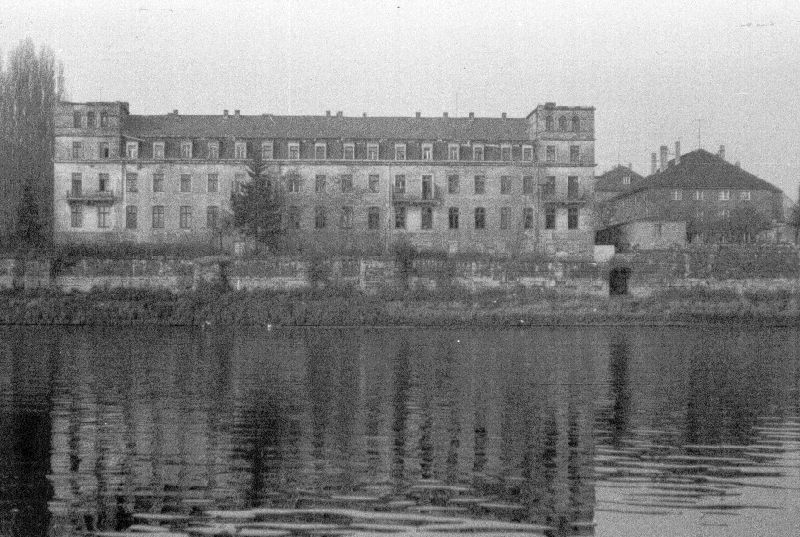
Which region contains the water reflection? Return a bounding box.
[0,326,798,536]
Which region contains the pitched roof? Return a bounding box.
[595,165,644,192]
[122,114,532,141]
[617,149,782,197]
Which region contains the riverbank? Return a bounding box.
[1,286,798,327]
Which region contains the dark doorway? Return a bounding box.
[609,267,630,296]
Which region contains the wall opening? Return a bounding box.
[609,267,630,296]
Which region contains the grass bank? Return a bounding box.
[0,286,799,327]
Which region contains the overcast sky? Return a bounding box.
[2,0,799,197]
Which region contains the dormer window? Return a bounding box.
[500,145,511,161]
[314,142,327,160]
[262,141,274,160]
[207,141,219,159]
[343,143,355,160]
[100,111,109,127]
[235,141,247,159]
[180,141,192,159]
[622,175,630,185]
[545,116,554,131]
[153,142,165,159]
[288,142,300,160]
[448,144,460,161]
[367,143,379,160]
[572,116,580,133]
[522,145,533,161]
[126,141,139,159]
[87,111,96,127]
[473,145,484,161]
[395,144,406,161]
[558,115,567,131]
[422,143,433,160]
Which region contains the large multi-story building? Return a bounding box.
[54,101,596,256]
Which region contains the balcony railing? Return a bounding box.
[392,185,443,206]
[541,188,591,205]
[66,190,118,204]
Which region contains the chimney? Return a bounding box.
[326,110,331,117]
[735,160,741,168]
[651,152,658,175]
[415,111,421,118]
[718,144,725,160]
[660,145,668,172]
[336,111,343,117]
[443,112,449,118]
[501,112,507,119]
[468,112,474,118]
[234,110,240,116]
[362,112,367,118]
[172,109,178,115]
[675,141,681,165]
[223,109,228,117]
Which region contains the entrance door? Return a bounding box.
[609,267,630,296]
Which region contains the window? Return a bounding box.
[500,176,512,194]
[340,206,353,228]
[448,207,459,229]
[395,144,406,161]
[179,206,192,229]
[448,144,459,161]
[152,174,164,193]
[568,207,579,229]
[207,142,219,160]
[153,142,165,159]
[207,174,219,193]
[287,206,300,229]
[367,143,379,160]
[314,143,327,160]
[315,175,326,193]
[98,173,109,192]
[99,142,109,159]
[180,141,192,159]
[73,111,81,128]
[343,143,355,160]
[422,143,433,160]
[207,206,219,229]
[288,142,300,160]
[448,175,459,194]
[235,141,247,159]
[315,207,326,229]
[672,189,682,201]
[368,174,379,193]
[233,173,245,195]
[395,206,406,229]
[126,205,137,229]
[695,190,704,201]
[72,141,83,159]
[421,207,433,229]
[262,141,274,160]
[86,111,96,127]
[545,116,554,131]
[287,174,301,193]
[622,175,631,185]
[70,205,82,228]
[572,116,580,133]
[71,173,82,196]
[501,145,511,161]
[522,145,533,161]
[473,145,484,161]
[125,141,138,159]
[719,190,730,201]
[545,206,556,229]
[180,174,191,193]
[740,191,751,201]
[340,174,353,193]
[422,175,433,200]
[474,207,486,229]
[152,206,165,229]
[394,175,406,194]
[543,176,556,197]
[523,175,534,194]
[569,146,580,164]
[558,116,567,131]
[97,206,110,229]
[568,176,579,198]
[546,146,556,163]
[126,173,138,193]
[524,207,534,229]
[500,207,510,230]
[368,207,380,229]
[474,175,485,195]
[100,111,108,127]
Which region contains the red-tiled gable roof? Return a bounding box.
[122,114,532,141]
[617,149,782,198]
[595,165,644,192]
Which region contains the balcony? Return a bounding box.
[541,188,592,206]
[66,190,118,204]
[392,185,443,206]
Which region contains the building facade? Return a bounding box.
[54,101,596,257]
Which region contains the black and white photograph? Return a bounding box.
[1,1,800,535]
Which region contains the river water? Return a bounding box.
[0,326,799,536]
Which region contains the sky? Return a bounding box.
[1,0,799,197]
